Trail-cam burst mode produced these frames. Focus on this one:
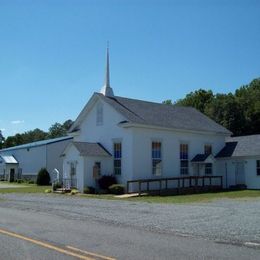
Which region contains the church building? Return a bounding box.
[62,48,236,192]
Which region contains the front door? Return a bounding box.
[235,162,245,185]
[9,168,15,182]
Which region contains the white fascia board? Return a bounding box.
[68,93,99,133]
[119,122,230,137]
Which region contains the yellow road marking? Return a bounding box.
[67,245,116,260]
[0,228,94,260]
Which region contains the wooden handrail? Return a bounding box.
[127,175,223,195]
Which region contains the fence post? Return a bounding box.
[159,180,162,195]
[138,181,141,196]
[127,181,129,193]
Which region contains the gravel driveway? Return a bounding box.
[1,193,260,245]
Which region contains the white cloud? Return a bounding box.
[0,128,6,132]
[11,120,25,124]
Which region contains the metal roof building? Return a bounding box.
[0,136,72,182]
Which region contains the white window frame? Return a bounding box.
[257,160,260,176]
[205,163,213,175]
[204,144,212,155]
[113,142,122,175]
[152,141,162,176]
[69,161,77,177]
[180,143,189,175]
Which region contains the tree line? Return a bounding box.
[0,120,73,149]
[163,78,260,136]
[0,78,259,149]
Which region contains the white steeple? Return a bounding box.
[100,44,114,97]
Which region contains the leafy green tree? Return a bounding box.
[0,130,5,149]
[63,119,73,131]
[162,99,173,105]
[167,78,260,136]
[48,123,67,138]
[176,89,214,113]
[48,120,73,138]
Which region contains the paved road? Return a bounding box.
[0,194,260,259]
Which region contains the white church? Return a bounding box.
[62,49,260,192]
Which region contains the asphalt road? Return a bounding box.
[0,194,260,260]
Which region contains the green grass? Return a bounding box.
[0,184,51,194]
[125,190,260,204]
[1,181,260,204]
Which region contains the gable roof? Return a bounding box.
[191,153,215,163]
[0,155,18,164]
[216,135,260,158]
[70,93,231,135]
[0,136,73,152]
[73,142,111,157]
[191,154,210,162]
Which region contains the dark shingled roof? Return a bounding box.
[73,142,111,157]
[191,154,210,162]
[97,93,231,134]
[216,135,260,158]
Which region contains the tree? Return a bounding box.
[166,78,260,136]
[176,89,214,113]
[48,123,67,138]
[0,130,4,149]
[63,119,73,131]
[162,99,173,105]
[48,120,73,138]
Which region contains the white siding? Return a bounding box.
[244,157,260,189]
[46,139,71,181]
[73,99,134,185]
[217,157,260,189]
[1,145,47,177]
[85,156,113,189]
[132,127,225,181]
[63,145,84,192]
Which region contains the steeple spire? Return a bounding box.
[100,43,114,97]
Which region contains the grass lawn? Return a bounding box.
[125,190,260,204]
[0,183,51,194]
[1,181,260,204]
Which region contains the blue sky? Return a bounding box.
[0,0,259,137]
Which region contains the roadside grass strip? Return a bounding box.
[0,228,116,260]
[0,185,51,193]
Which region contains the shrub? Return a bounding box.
[84,186,95,194]
[17,179,23,184]
[98,175,117,190]
[45,189,52,193]
[109,184,125,195]
[36,168,50,186]
[28,180,35,184]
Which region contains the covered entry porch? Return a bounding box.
[62,141,112,192]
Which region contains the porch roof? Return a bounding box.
[73,142,112,157]
[191,154,215,163]
[0,155,18,164]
